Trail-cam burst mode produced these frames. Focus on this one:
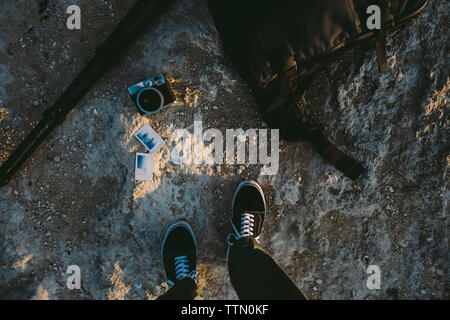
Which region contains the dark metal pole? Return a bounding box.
[0,0,175,187]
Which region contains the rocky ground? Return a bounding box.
[0,0,448,300]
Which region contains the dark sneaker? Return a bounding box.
[161,221,200,287]
[227,180,267,248]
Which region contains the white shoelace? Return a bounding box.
[166,255,200,288]
[227,213,255,245]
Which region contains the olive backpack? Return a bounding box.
[209,0,429,180]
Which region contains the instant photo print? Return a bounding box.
[135,153,154,181]
[134,124,165,154]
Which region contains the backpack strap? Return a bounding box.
[264,88,365,181]
[267,42,299,90]
[375,29,388,72]
[348,0,363,33]
[283,55,298,89]
[375,0,429,72]
[308,127,364,180]
[266,45,364,180]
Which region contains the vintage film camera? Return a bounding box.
[128,73,176,115]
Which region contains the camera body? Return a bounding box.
[128,73,176,115]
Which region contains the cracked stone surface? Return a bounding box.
[0,0,448,299]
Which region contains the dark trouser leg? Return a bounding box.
[157,278,198,300]
[228,237,306,300]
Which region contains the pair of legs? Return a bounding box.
[157,180,306,300]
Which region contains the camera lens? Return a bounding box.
[137,88,164,113]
